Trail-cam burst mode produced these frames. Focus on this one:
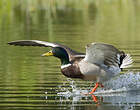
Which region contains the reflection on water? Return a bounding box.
[0,0,140,109]
[55,90,139,110]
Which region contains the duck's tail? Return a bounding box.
[120,54,133,69]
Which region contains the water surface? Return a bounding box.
[0,0,140,110]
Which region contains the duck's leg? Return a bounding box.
[89,82,103,94]
[91,94,98,103]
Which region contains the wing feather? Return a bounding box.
[8,40,58,47]
[84,43,121,66]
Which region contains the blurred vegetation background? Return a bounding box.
[0,0,140,45]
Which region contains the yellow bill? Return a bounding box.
[42,50,53,56]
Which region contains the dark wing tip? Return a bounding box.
[8,40,33,46]
[7,40,46,47]
[8,41,22,46]
[8,41,18,45]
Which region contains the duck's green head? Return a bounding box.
[42,47,70,65]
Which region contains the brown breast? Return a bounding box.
[61,63,84,79]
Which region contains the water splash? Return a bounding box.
[95,71,140,94]
[56,71,140,96]
[57,78,88,97]
[49,71,140,107]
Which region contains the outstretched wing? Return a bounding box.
[8,40,59,47]
[8,40,85,61]
[84,43,123,67]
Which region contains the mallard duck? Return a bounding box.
[8,40,133,94]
